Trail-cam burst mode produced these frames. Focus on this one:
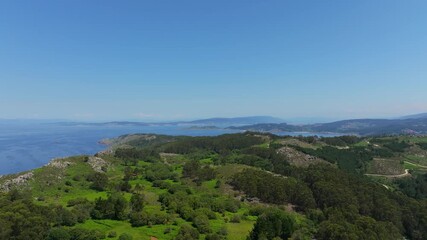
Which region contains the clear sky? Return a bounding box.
[1,0,426,121]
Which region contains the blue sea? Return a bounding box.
[0,122,341,175]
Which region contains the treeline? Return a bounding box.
[231,165,427,239]
[300,165,427,240]
[231,169,315,211]
[383,141,411,152]
[294,145,394,173]
[370,138,411,152]
[294,146,371,172]
[396,173,427,199]
[162,133,264,154]
[114,148,160,165]
[320,136,362,146]
[288,135,362,146]
[416,142,427,150]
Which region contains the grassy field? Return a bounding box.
[225,221,254,240]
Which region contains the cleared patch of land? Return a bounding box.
[366,158,405,175]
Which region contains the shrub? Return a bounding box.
[195,208,217,220]
[47,228,71,240]
[87,172,109,191]
[107,231,117,238]
[230,214,241,223]
[205,233,223,240]
[175,224,199,240]
[193,214,211,233]
[118,233,133,240]
[67,198,89,207]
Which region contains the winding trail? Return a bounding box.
[365,169,410,178]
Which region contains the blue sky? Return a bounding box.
[1,0,426,121]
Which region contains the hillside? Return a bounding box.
[1,133,427,239]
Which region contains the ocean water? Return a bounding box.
[0,122,341,175]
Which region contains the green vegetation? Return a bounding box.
[1,133,427,239]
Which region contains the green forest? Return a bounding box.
[1,133,427,240]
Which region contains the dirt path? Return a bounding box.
[365,169,410,178]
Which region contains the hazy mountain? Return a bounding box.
[311,118,427,135]
[50,116,284,127]
[28,114,427,135]
[229,122,304,132]
[231,116,427,136]
[400,112,427,119]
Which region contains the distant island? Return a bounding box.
[50,112,427,136]
[184,125,220,130]
[49,116,284,128]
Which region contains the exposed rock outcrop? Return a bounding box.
[46,158,73,169]
[0,172,33,192]
[277,146,329,167]
[87,156,109,172]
